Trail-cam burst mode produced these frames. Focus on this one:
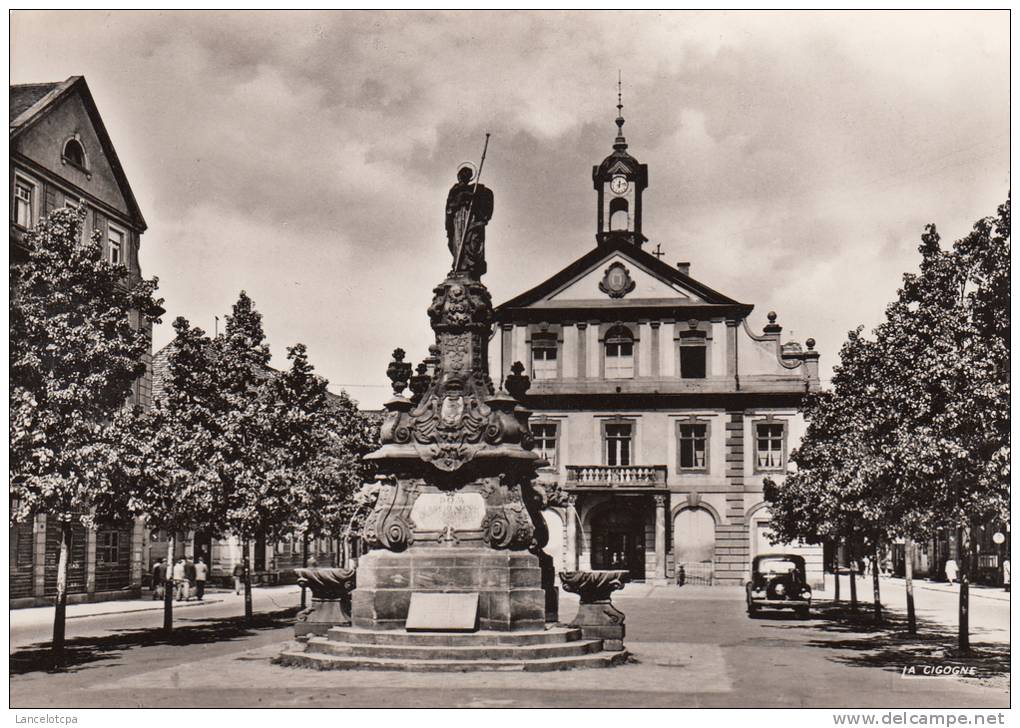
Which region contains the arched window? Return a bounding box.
[609,197,629,231]
[63,138,86,168]
[604,325,634,379]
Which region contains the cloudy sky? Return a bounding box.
[11,11,1009,408]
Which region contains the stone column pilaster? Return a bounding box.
[576,323,587,379]
[654,495,667,580]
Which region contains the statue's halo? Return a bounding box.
[456,161,478,181]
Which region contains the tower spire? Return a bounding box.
[614,70,627,151]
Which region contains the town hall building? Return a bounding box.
[492,102,824,587]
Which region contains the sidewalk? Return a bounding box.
[10,595,226,625]
[9,584,303,627]
[886,575,1011,603]
[822,573,1010,602]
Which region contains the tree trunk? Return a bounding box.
[958,527,970,653]
[833,555,841,601]
[51,521,72,670]
[904,539,917,635]
[163,534,175,633]
[300,532,309,610]
[243,538,253,624]
[848,543,858,612]
[871,545,882,624]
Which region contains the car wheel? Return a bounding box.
[796,606,809,619]
[747,603,759,617]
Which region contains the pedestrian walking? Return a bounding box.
[173,558,190,601]
[185,557,196,595]
[944,558,958,585]
[194,557,208,600]
[233,562,245,595]
[1002,558,1010,593]
[151,558,167,601]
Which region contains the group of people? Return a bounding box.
[150,556,209,602]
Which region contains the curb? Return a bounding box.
[63,597,226,620]
[913,583,1011,603]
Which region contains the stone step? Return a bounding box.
[305,636,603,661]
[276,649,629,673]
[324,626,582,647]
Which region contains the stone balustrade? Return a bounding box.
[565,464,667,489]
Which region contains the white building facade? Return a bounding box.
[492,111,824,587]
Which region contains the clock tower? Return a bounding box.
[592,81,648,248]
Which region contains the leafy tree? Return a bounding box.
[10,206,162,667]
[266,344,376,589]
[882,200,1010,651]
[768,197,1010,648]
[117,317,225,632]
[764,330,892,619]
[209,292,294,622]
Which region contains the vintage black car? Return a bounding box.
[746,553,812,618]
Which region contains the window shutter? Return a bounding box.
[92,211,106,245]
[44,185,56,216]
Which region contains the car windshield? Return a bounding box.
[758,558,798,575]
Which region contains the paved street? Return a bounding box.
[10,579,1008,709]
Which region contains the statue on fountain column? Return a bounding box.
[446,165,494,278]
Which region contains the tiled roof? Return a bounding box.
[10,82,60,123]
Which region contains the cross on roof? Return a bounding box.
[652,243,665,260]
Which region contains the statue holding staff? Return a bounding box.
[446,136,493,278]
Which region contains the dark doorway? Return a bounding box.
[590,504,646,581]
[193,532,212,570]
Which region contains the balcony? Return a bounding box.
[565,465,668,491]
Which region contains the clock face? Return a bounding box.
[610,175,629,195]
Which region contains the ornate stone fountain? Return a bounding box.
[277,165,628,671]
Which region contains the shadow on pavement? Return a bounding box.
[761,600,1010,685]
[9,608,299,676]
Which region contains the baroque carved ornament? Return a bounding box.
[599,261,637,299]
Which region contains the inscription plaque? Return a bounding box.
[410,492,485,532]
[405,592,479,632]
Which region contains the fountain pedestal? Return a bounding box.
[277,166,626,671]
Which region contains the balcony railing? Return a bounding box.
[565,465,668,490]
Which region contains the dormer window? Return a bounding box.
[62,137,88,172]
[605,325,634,379]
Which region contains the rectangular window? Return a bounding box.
[97,531,120,565]
[605,341,634,379]
[605,423,633,466]
[14,179,34,228]
[531,336,558,380]
[680,344,707,379]
[532,422,558,468]
[107,225,125,265]
[755,422,786,470]
[678,423,708,471]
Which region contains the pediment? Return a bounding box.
[542,253,704,305]
[495,237,751,317]
[10,77,144,227]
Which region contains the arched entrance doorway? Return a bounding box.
[590,504,646,581]
[674,508,716,585]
